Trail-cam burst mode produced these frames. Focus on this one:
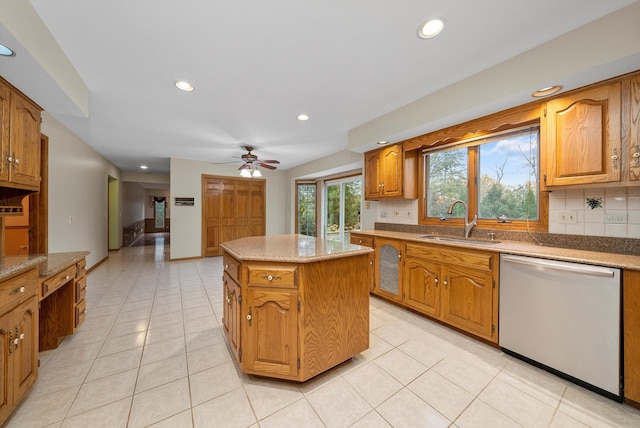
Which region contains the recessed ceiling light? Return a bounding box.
[377,140,389,146]
[140,165,148,169]
[531,85,563,98]
[418,18,445,39]
[0,44,15,57]
[297,114,310,121]
[175,80,195,92]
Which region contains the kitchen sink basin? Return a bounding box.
[416,235,500,245]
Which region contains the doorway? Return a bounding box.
[324,176,362,243]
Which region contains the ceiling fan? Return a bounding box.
[238,146,280,171]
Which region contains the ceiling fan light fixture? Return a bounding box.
[252,168,262,177]
[418,18,445,39]
[175,80,195,92]
[240,168,251,178]
[297,113,310,121]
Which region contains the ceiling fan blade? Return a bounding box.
[260,159,280,164]
[258,162,277,170]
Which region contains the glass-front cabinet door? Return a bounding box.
[375,238,403,301]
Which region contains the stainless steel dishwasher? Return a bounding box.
[499,254,622,401]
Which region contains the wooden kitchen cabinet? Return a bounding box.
[374,237,403,302]
[0,77,42,191]
[403,242,498,343]
[624,269,640,406]
[543,82,621,186]
[0,266,38,426]
[625,75,640,182]
[221,236,370,382]
[364,144,417,200]
[350,232,375,292]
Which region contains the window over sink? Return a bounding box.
[422,124,547,231]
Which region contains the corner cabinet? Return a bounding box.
[221,245,370,382]
[543,82,621,186]
[0,266,38,426]
[0,77,42,191]
[364,144,417,200]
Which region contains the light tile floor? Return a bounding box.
[5,241,640,427]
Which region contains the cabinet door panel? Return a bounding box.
[375,239,402,301]
[381,146,402,196]
[0,312,13,424]
[545,83,621,185]
[202,177,222,256]
[441,265,494,340]
[0,82,9,183]
[9,93,41,187]
[244,289,298,377]
[13,298,37,402]
[235,181,251,239]
[404,258,440,317]
[364,151,381,199]
[223,274,241,362]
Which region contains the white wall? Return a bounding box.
[169,158,286,260]
[43,112,121,268]
[122,182,145,227]
[284,149,377,234]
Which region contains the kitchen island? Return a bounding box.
[221,234,373,381]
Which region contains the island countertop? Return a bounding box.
[221,234,373,263]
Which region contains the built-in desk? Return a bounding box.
[38,252,89,350]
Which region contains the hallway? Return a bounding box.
[5,238,640,427]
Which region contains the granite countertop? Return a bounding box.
[0,254,47,281]
[0,251,90,282]
[356,229,640,270]
[39,251,89,278]
[221,234,373,263]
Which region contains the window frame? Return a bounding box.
[417,120,548,232]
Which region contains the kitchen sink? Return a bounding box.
[416,235,500,245]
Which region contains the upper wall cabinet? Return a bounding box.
[0,78,42,191]
[626,75,640,182]
[543,82,621,187]
[364,144,417,200]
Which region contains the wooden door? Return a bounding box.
[249,181,265,236]
[364,150,381,199]
[235,181,251,239]
[0,311,13,424]
[0,82,9,183]
[381,145,402,196]
[220,179,236,245]
[403,257,440,317]
[9,91,41,188]
[202,177,221,256]
[544,83,621,186]
[440,264,494,341]
[13,297,37,402]
[244,288,298,378]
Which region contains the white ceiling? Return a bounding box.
[1,0,637,174]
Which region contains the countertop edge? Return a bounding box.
[355,229,640,270]
[0,255,47,281]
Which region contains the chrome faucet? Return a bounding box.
[447,200,477,238]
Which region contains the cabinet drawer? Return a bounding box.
[350,234,374,248]
[76,259,87,279]
[223,253,240,283]
[41,265,76,299]
[247,264,297,288]
[0,268,38,311]
[75,276,87,303]
[405,242,495,272]
[75,299,87,328]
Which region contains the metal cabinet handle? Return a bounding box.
[19,333,25,340]
[261,275,281,281]
[633,146,640,167]
[226,296,231,303]
[443,279,448,287]
[611,148,619,169]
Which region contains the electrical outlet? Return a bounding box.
[605,214,627,224]
[557,210,577,223]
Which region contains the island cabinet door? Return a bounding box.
[222,273,241,363]
[243,288,299,379]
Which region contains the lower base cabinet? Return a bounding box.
[376,240,498,343]
[0,267,38,426]
[222,249,370,381]
[624,270,640,405]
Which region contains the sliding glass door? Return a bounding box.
[324,176,362,243]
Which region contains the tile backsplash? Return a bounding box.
[376,187,640,238]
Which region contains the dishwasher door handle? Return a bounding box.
[501,255,616,278]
